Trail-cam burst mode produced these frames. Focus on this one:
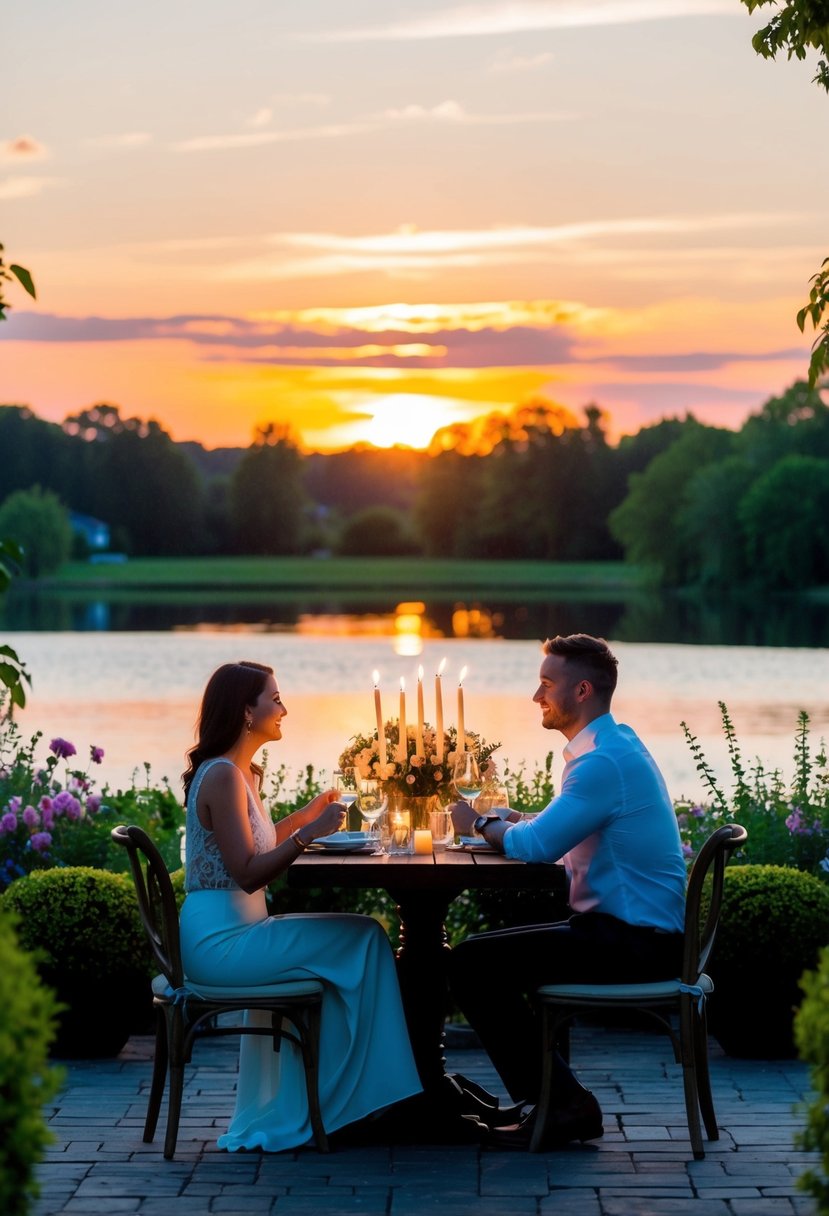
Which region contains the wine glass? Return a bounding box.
[334,768,359,831]
[453,751,483,809]
[357,777,388,852]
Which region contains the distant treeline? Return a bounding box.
[1,382,827,590]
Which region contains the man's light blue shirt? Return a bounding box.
[503,713,686,933]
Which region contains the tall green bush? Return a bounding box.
[0,908,63,1216]
[796,945,829,1212]
[1,868,154,1056]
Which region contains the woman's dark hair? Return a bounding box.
[182,661,273,800]
[542,634,618,699]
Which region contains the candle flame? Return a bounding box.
[417,664,424,680]
[437,657,447,676]
[459,665,468,685]
[372,669,380,685]
[400,676,406,691]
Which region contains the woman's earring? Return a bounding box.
[245,718,253,733]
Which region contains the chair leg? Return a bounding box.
[693,1004,719,1141]
[300,1003,329,1153]
[163,1009,186,1161]
[144,1006,168,1143]
[678,997,705,1159]
[529,1003,560,1153]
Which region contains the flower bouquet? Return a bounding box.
[338,721,501,799]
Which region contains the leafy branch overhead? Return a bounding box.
[740,1,829,386]
[0,243,36,322]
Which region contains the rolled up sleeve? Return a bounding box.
[502,753,620,864]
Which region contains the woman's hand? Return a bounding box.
[303,788,341,817]
[305,800,347,840]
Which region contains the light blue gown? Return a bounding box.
[179,757,421,1152]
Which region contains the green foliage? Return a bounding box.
[677,704,829,874]
[608,420,733,584]
[0,487,72,578]
[739,454,829,588]
[797,256,829,389]
[0,908,62,1216]
[706,864,829,974]
[741,0,829,93]
[336,505,421,556]
[1,867,151,981]
[740,3,829,390]
[0,539,32,713]
[0,714,183,889]
[0,243,36,322]
[796,943,829,1211]
[230,423,308,555]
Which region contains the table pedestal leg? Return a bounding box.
[387,887,453,1098]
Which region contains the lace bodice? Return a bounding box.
[185,757,277,891]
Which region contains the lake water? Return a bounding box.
[8,631,829,806]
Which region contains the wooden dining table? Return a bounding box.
[288,845,568,1108]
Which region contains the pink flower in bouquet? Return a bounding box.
[49,737,77,759]
[90,745,104,764]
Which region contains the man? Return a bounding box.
[448,633,687,1147]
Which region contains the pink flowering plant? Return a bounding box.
[0,706,181,888]
[676,703,829,876]
[338,721,501,798]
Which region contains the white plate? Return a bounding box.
[315,832,371,846]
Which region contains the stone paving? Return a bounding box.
[35,1026,820,1216]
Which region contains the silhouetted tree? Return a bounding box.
[229,423,308,555]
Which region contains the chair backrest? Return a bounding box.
[681,823,747,985]
[111,824,184,989]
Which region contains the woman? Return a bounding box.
[179,660,422,1152]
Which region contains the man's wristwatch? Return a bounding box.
[473,814,499,837]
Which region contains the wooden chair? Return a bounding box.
[111,824,328,1158]
[530,823,748,1157]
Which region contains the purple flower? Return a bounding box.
[52,790,82,820]
[8,795,21,814]
[682,843,695,858]
[90,745,104,764]
[0,811,18,834]
[690,805,705,819]
[41,806,55,830]
[49,737,77,759]
[86,794,102,815]
[22,805,39,829]
[30,832,52,853]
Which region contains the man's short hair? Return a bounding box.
[542,634,618,698]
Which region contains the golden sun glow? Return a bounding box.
[348,393,477,449]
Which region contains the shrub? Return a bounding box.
[0,486,72,578]
[704,865,829,1057]
[676,704,829,875]
[0,908,63,1216]
[1,868,154,1056]
[796,946,829,1212]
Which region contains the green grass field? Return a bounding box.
[48,556,642,594]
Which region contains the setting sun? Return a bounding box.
[338,393,482,450]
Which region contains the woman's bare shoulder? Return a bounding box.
[198,758,245,798]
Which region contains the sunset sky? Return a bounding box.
[2,0,827,451]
